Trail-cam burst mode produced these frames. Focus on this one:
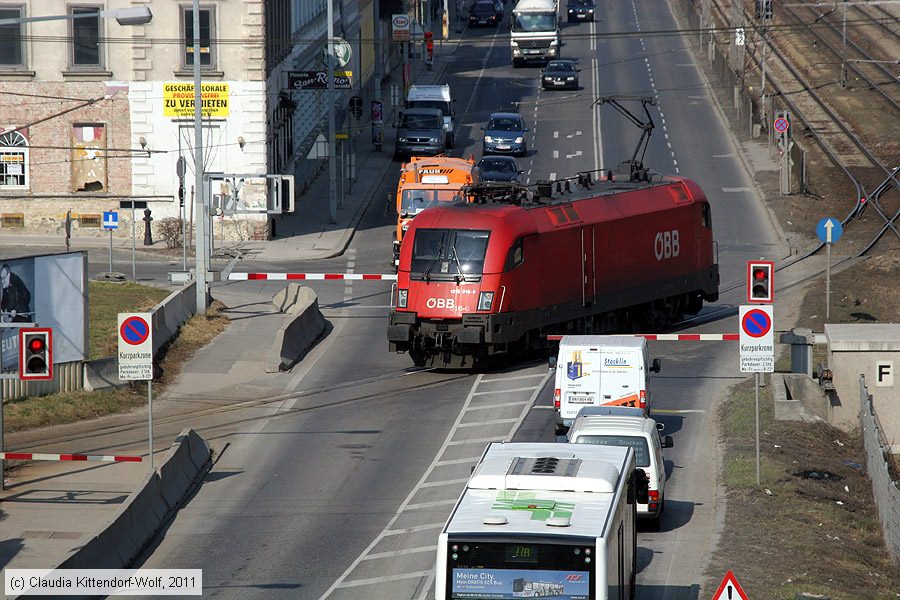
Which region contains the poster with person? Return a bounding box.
[0,252,87,374]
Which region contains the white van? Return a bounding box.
[567,406,673,528]
[406,84,455,148]
[551,335,660,434]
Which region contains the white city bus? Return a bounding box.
[436,442,645,600]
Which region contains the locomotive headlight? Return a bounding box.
[514,137,523,144]
[477,291,494,311]
[398,289,408,308]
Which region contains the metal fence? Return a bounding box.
[859,375,900,562]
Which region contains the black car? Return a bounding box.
[469,1,499,26]
[477,156,523,183]
[567,0,595,22]
[541,60,579,90]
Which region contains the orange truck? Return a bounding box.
[392,155,480,267]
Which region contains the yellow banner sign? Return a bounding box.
[163,83,230,118]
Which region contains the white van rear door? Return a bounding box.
[598,348,642,409]
[559,347,602,419]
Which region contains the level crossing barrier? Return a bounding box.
[0,452,142,462]
[228,273,397,281]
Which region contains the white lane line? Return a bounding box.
[713,153,734,158]
[472,386,542,395]
[405,499,458,511]
[565,131,582,138]
[550,172,557,180]
[336,571,432,589]
[722,187,752,192]
[481,373,547,383]
[384,523,445,536]
[467,401,530,411]
[531,405,557,410]
[458,418,520,428]
[590,19,596,51]
[361,545,439,561]
[553,150,559,159]
[676,63,694,67]
[553,131,559,139]
[688,95,707,100]
[463,31,500,117]
[419,477,470,488]
[653,408,707,414]
[318,372,486,599]
[566,150,583,159]
[435,456,483,466]
[447,436,506,446]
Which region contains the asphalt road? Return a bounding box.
[132,1,786,598]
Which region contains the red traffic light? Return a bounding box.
[747,261,774,304]
[753,268,767,280]
[18,328,53,381]
[28,337,46,353]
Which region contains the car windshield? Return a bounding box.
[487,117,522,132]
[401,114,441,129]
[407,100,449,116]
[473,3,494,14]
[411,229,491,278]
[547,62,574,72]
[481,159,517,173]
[573,434,651,467]
[571,0,593,7]
[512,13,557,32]
[400,189,461,215]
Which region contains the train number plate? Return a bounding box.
[568,395,595,405]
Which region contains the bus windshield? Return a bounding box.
[446,540,593,599]
[401,189,461,216]
[511,13,557,32]
[411,229,490,279]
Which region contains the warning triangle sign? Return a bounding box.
[711,570,749,600]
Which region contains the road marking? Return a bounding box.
[565,131,583,138]
[553,131,559,139]
[590,19,596,51]
[468,401,531,411]
[361,546,439,561]
[652,408,707,414]
[435,456,483,466]
[481,373,547,383]
[688,95,707,100]
[722,187,752,192]
[419,477,470,488]
[384,523,445,536]
[405,499,458,511]
[550,172,557,180]
[676,63,694,67]
[458,418,520,428]
[473,386,542,395]
[336,571,432,588]
[447,436,505,446]
[713,154,734,158]
[463,30,499,116]
[566,150,583,159]
[553,150,559,159]
[531,405,557,410]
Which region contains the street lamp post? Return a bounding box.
[327,0,338,224]
[193,0,208,314]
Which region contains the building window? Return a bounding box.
[0,6,25,67]
[182,6,215,68]
[69,6,103,67]
[71,123,107,192]
[0,130,28,188]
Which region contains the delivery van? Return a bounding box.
[567,405,673,528]
[551,335,661,434]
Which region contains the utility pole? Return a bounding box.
[327,0,338,224]
[193,0,208,313]
[840,0,848,87]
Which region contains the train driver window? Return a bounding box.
[701,203,711,229]
[504,238,524,270]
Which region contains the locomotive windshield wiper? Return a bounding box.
[450,243,470,284]
[422,243,445,281]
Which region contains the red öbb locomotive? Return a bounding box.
[388,174,719,367]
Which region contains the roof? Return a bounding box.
[407,84,451,102]
[559,335,647,350]
[488,112,523,119]
[513,0,558,11]
[444,443,631,538]
[569,413,658,439]
[825,324,900,351]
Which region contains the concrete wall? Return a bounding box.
[827,324,900,447]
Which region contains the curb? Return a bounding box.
[51,429,211,571]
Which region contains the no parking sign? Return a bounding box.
[739,305,774,373]
[118,312,153,380]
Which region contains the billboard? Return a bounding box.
[0,252,88,373]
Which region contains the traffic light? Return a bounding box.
[19,328,52,381]
[747,261,774,303]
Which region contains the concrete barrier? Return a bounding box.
[267,284,326,372]
[151,281,198,355]
[52,429,211,570]
[773,373,826,422]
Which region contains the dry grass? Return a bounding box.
[89,281,170,360]
[6,302,229,432]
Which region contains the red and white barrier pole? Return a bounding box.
[228,273,397,281]
[0,452,142,463]
[547,333,739,341]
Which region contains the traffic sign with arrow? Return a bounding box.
[816,216,843,244]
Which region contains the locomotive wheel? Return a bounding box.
[409,348,427,367]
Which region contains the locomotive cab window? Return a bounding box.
[701,203,711,229]
[411,229,490,279]
[504,238,524,271]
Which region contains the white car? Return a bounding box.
[567,406,673,528]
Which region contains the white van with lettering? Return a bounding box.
[551,335,660,434]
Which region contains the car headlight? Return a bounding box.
[398,137,407,142]
[429,137,439,143]
[544,76,553,81]
[589,8,594,12]
[568,8,574,12]
[398,289,408,308]
[566,76,575,81]
[514,136,523,144]
[484,136,494,143]
[477,291,494,311]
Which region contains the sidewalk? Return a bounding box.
[0,55,453,573]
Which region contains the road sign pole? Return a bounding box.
[327,0,338,225]
[148,380,153,470]
[755,372,761,486]
[826,240,832,320]
[131,202,136,281]
[108,228,113,273]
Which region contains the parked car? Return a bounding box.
[566,0,595,22]
[541,59,579,90]
[482,112,528,156]
[477,156,523,182]
[469,1,500,26]
[567,405,673,528]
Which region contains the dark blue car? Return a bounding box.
[482,112,528,157]
[477,156,523,182]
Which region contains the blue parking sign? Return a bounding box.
[102,211,118,230]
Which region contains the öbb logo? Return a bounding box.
[654,230,680,261]
[426,297,456,309]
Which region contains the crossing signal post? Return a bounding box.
[19,328,53,381]
[747,260,774,303]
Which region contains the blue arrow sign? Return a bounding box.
[102,211,119,230]
[816,217,842,244]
